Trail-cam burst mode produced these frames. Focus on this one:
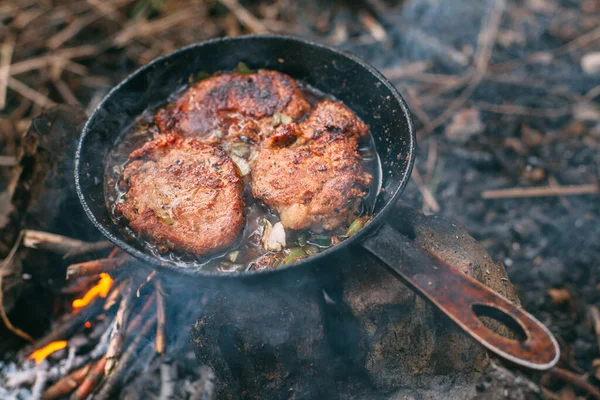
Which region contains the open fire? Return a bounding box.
[0,231,213,400]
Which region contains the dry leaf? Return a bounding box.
[445,108,484,142]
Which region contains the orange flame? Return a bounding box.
[72,273,113,309]
[28,340,68,364]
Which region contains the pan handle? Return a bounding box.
[361,223,559,370]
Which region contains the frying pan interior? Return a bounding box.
[76,35,415,274]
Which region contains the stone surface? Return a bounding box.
[190,203,522,399]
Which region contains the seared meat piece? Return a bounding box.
[155,70,310,144]
[116,134,244,256]
[252,101,372,231]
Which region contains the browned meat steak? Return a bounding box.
[115,134,245,255]
[251,101,372,231]
[155,70,310,144]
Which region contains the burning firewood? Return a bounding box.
[96,315,157,400]
[126,293,156,334]
[72,356,107,400]
[103,278,130,311]
[42,364,91,400]
[23,230,113,259]
[154,279,167,355]
[66,257,128,280]
[26,298,103,353]
[105,281,133,376]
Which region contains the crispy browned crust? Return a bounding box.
[155,70,310,144]
[116,133,245,256]
[251,101,372,231]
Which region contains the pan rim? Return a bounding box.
[74,34,416,278]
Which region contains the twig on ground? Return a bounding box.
[549,367,600,400]
[113,10,198,47]
[0,155,17,167]
[7,77,57,108]
[218,0,268,34]
[0,33,15,110]
[482,184,599,199]
[359,10,386,42]
[412,168,440,213]
[382,61,431,80]
[419,0,505,137]
[425,140,438,185]
[0,230,33,342]
[9,45,100,76]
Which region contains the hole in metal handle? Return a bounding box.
[471,304,528,342]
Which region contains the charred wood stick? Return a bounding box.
[66,257,128,280]
[60,275,99,295]
[23,230,113,258]
[104,278,129,311]
[158,362,176,400]
[105,282,133,375]
[43,364,91,400]
[72,356,107,400]
[95,315,157,400]
[26,298,103,353]
[126,293,156,334]
[154,279,166,354]
[550,367,600,400]
[482,184,599,199]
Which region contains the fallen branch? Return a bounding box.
[482,184,599,199]
[66,257,128,280]
[105,282,133,375]
[154,279,166,354]
[42,364,91,400]
[23,230,112,258]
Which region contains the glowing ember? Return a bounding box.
[28,340,68,364]
[72,273,113,309]
[84,321,92,328]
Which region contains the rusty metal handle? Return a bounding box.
[362,223,559,370]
